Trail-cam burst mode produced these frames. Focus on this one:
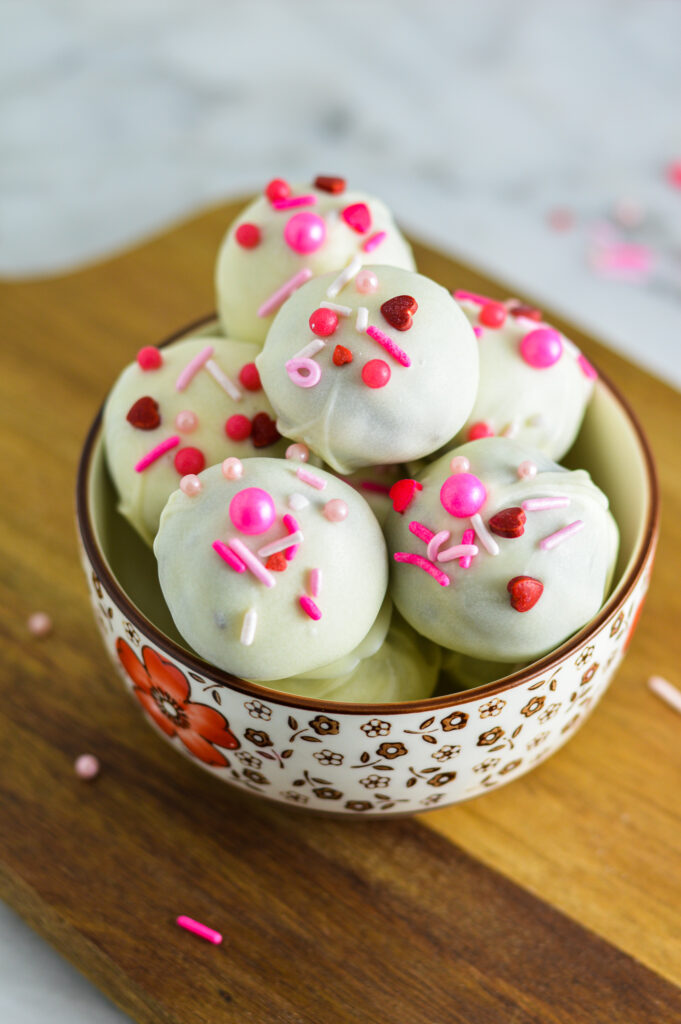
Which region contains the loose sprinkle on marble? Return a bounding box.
[222,457,243,480]
[355,306,369,332]
[135,435,180,473]
[176,345,214,392]
[355,269,378,294]
[27,611,52,637]
[240,608,258,646]
[333,344,353,366]
[450,455,470,474]
[507,576,544,612]
[180,474,202,497]
[467,421,494,441]
[175,410,198,433]
[309,568,322,597]
[225,414,252,441]
[75,754,100,780]
[235,223,261,249]
[228,538,275,587]
[300,595,322,620]
[296,467,326,490]
[285,443,309,462]
[137,346,162,371]
[258,268,313,318]
[469,513,500,556]
[522,496,570,512]
[283,212,326,254]
[518,460,538,480]
[174,447,205,476]
[362,358,391,388]
[539,520,585,551]
[320,301,352,317]
[365,325,410,367]
[314,175,346,194]
[286,357,322,388]
[238,363,261,391]
[323,499,349,522]
[288,492,309,511]
[327,255,363,298]
[394,552,450,587]
[205,358,242,401]
[363,231,386,253]
[648,675,681,715]
[265,178,290,202]
[212,540,246,573]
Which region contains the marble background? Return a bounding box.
[2,1,680,1021]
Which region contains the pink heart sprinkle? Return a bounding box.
[341,202,371,234]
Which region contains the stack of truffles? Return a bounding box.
[103,175,619,702]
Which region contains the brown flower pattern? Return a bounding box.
[477,727,504,747]
[432,745,460,762]
[242,769,269,785]
[236,751,262,769]
[244,728,273,748]
[360,774,390,790]
[474,757,500,773]
[581,663,599,686]
[313,749,344,767]
[427,772,457,787]
[498,759,522,776]
[538,703,561,723]
[244,699,272,721]
[361,718,391,738]
[376,741,407,760]
[479,699,506,718]
[313,787,342,800]
[521,695,546,717]
[308,715,340,736]
[345,800,373,812]
[441,710,469,731]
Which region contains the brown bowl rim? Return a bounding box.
[76,314,659,715]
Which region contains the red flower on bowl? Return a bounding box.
[116,639,239,766]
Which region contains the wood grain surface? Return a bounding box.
[1,201,680,1023]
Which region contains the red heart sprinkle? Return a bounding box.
[507,576,544,613]
[265,552,287,572]
[488,507,526,538]
[380,294,418,332]
[333,344,353,366]
[314,175,346,194]
[341,202,371,234]
[251,412,280,448]
[389,478,423,514]
[126,396,160,430]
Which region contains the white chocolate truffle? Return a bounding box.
[331,464,403,526]
[154,459,388,681]
[440,651,526,692]
[104,337,286,544]
[451,292,596,460]
[385,439,619,663]
[256,266,479,473]
[216,178,415,344]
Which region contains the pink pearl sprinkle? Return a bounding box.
[285,443,310,463]
[229,487,276,535]
[468,421,494,441]
[175,409,198,433]
[75,754,100,780]
[440,472,487,518]
[355,269,378,294]
[283,212,326,254]
[520,328,563,369]
[136,346,163,371]
[323,499,349,522]
[309,307,338,337]
[222,457,243,480]
[180,474,202,497]
[517,460,538,480]
[27,611,52,637]
[449,455,470,474]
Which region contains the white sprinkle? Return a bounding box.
[240,608,257,646]
[355,306,369,333]
[288,492,309,511]
[292,338,326,361]
[522,496,571,512]
[648,675,681,714]
[540,520,585,551]
[326,254,363,298]
[205,359,242,401]
[257,530,304,558]
[470,514,500,556]
[501,420,519,438]
[309,568,322,597]
[437,543,479,563]
[320,301,352,316]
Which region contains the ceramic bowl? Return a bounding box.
[76,317,658,816]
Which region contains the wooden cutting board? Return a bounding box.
[1,201,680,1024]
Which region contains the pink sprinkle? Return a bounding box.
[426,529,450,562]
[258,268,313,318]
[539,520,585,551]
[286,357,322,388]
[517,460,537,480]
[366,325,411,368]
[578,354,598,380]
[175,345,214,392]
[362,230,387,253]
[283,513,301,560]
[648,675,681,714]
[309,568,322,597]
[180,474,202,497]
[522,496,570,512]
[667,160,681,189]
[453,289,494,306]
[27,611,52,637]
[222,457,243,480]
[134,435,180,472]
[460,528,475,569]
[450,456,470,474]
[75,754,100,780]
[212,540,246,573]
[176,916,223,946]
[285,443,310,462]
[394,552,450,587]
[228,538,275,587]
[360,481,391,495]
[296,466,326,490]
[272,194,317,210]
[300,595,322,620]
[408,520,435,544]
[175,409,199,433]
[473,326,482,338]
[436,542,479,563]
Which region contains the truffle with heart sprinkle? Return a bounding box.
[385,438,619,662]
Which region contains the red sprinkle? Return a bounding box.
[488,507,526,538]
[265,178,290,202]
[174,447,205,476]
[362,359,391,388]
[314,175,346,194]
[510,304,543,322]
[389,478,423,514]
[235,223,261,248]
[309,307,339,337]
[380,294,418,332]
[479,302,507,328]
[238,362,261,391]
[251,412,280,448]
[333,344,353,366]
[225,414,252,441]
[126,396,160,430]
[265,552,287,572]
[468,421,495,441]
[341,202,371,234]
[507,576,544,613]
[136,346,163,371]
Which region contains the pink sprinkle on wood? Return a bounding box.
[212,540,246,573]
[522,496,570,512]
[175,345,214,391]
[408,520,435,544]
[283,513,301,560]
[176,916,223,945]
[363,230,386,253]
[436,543,479,563]
[460,528,476,568]
[300,595,322,620]
[296,466,326,490]
[228,538,275,587]
[134,435,180,472]
[453,289,494,306]
[366,325,411,367]
[272,194,317,210]
[258,268,313,317]
[360,481,392,495]
[648,675,681,715]
[309,568,322,597]
[539,520,585,551]
[394,552,450,587]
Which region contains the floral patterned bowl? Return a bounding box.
[76,319,658,816]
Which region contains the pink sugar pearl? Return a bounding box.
[517,460,537,480]
[479,302,507,328]
[440,472,487,518]
[468,421,494,441]
[75,754,100,780]
[175,409,198,433]
[283,212,326,254]
[27,611,52,637]
[222,457,243,480]
[180,474,202,496]
[449,455,470,474]
[520,328,563,369]
[355,269,378,294]
[361,359,391,388]
[285,443,310,463]
[323,499,349,522]
[136,346,163,371]
[309,307,338,337]
[229,487,276,535]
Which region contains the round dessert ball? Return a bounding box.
[103,336,286,544]
[154,459,388,681]
[385,438,619,662]
[450,292,596,460]
[256,266,479,473]
[215,177,415,344]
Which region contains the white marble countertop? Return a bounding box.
[2,1,680,1021]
